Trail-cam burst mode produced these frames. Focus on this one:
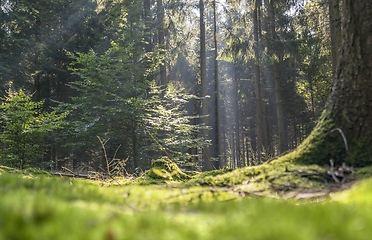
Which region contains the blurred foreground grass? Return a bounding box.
[0,168,372,240]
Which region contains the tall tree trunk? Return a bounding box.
[132,119,138,169]
[250,116,257,165]
[253,0,263,163]
[200,0,210,171]
[213,0,222,168]
[257,3,269,159]
[329,0,342,77]
[232,132,236,168]
[233,68,241,167]
[289,0,372,167]
[143,0,153,96]
[144,0,152,53]
[157,0,166,86]
[220,88,227,168]
[268,0,286,154]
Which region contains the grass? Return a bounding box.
[1,165,372,240]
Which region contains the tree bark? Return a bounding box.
[200,0,210,171]
[268,0,286,155]
[253,0,263,163]
[157,0,167,86]
[329,0,342,77]
[258,4,269,159]
[327,0,372,164]
[213,0,222,168]
[233,67,241,167]
[144,0,152,53]
[288,0,372,167]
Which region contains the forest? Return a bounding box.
[1,0,372,239]
[0,0,340,172]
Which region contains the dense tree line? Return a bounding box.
[0,0,343,172]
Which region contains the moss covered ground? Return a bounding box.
[1,160,372,240]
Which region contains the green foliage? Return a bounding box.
[0,89,68,168]
[293,0,333,118]
[220,2,254,64]
[0,0,103,96]
[145,82,206,165]
[64,32,149,168]
[65,28,206,170]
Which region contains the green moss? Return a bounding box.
[0,172,236,211]
[331,177,372,205]
[345,134,372,167]
[0,165,51,177]
[273,116,346,165]
[283,117,347,166]
[2,151,372,240]
[1,173,372,240]
[138,157,193,183]
[0,165,24,174]
[194,167,233,179]
[271,111,372,167]
[181,163,328,199]
[183,170,200,177]
[24,167,52,176]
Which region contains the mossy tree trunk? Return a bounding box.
[292,0,372,167]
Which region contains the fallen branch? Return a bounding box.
[49,172,104,179]
[61,166,77,176]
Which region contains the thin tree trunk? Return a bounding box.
[132,122,138,169]
[253,0,263,163]
[250,117,257,165]
[268,0,286,154]
[200,0,210,171]
[221,92,227,168]
[144,0,152,53]
[258,3,269,159]
[213,0,222,168]
[232,64,241,167]
[157,0,166,86]
[232,132,236,168]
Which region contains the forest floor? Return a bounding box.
[1,160,372,240]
